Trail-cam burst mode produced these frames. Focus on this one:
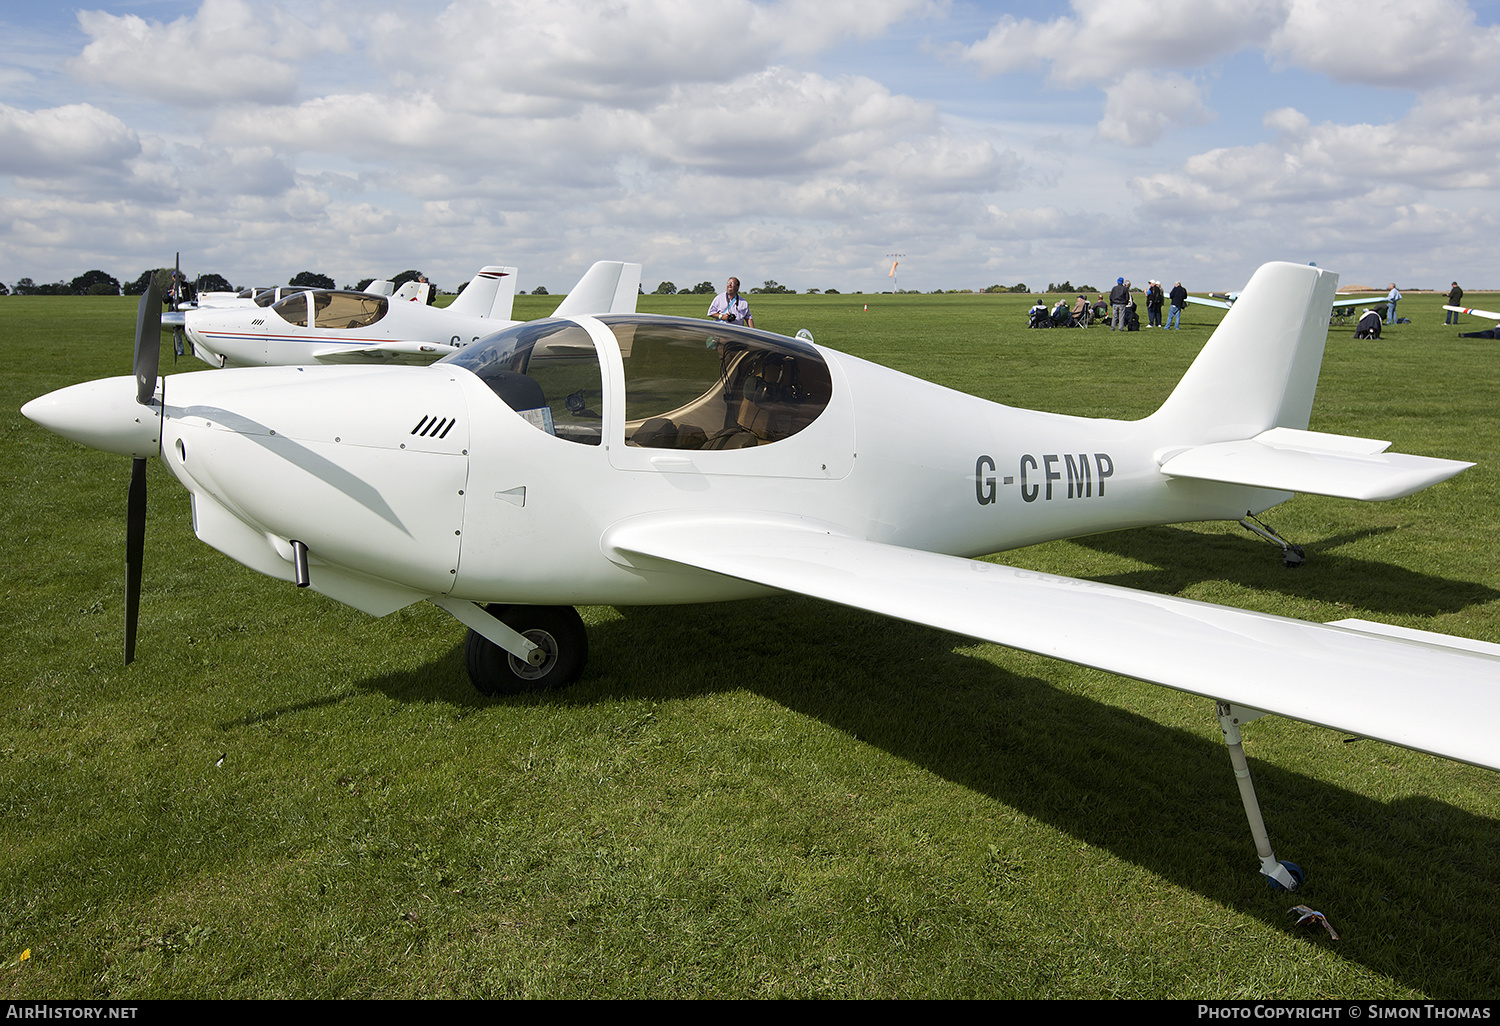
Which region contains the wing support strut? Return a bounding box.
[1218,702,1301,890]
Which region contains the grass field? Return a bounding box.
[3,288,1498,998]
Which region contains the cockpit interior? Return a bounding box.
[442,315,833,450]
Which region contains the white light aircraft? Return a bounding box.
[181,260,642,368]
[23,261,1495,892]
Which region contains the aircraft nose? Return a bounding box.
[22,375,162,458]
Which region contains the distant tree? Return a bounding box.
[653,281,677,295]
[0,282,8,296]
[196,273,232,293]
[289,271,335,289]
[750,280,792,294]
[124,268,178,296]
[689,281,715,295]
[824,288,839,294]
[805,288,820,294]
[71,269,120,295]
[355,278,376,291]
[13,278,34,295]
[531,286,548,295]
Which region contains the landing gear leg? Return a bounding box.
[1217,702,1303,891]
[431,597,588,695]
[1239,512,1306,568]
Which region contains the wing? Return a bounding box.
[1157,427,1472,501]
[1445,305,1500,321]
[311,341,461,365]
[605,512,1500,770]
[1331,295,1383,309]
[1185,296,1232,310]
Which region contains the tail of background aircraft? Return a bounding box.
[391,280,431,304]
[446,266,519,320]
[553,261,643,317]
[1144,261,1469,502]
[1150,261,1336,443]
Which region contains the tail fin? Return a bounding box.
[446,266,519,319]
[1152,261,1337,442]
[1149,261,1471,501]
[553,261,643,317]
[390,280,431,304]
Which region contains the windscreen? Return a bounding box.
[441,319,604,445]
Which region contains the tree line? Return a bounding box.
[1,268,442,298]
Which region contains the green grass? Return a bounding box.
[2,291,1498,998]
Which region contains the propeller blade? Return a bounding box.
[125,456,146,665]
[135,278,162,405]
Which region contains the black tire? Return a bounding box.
[463,604,588,696]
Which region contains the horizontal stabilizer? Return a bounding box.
[606,512,1500,770]
[1158,427,1472,501]
[312,341,460,365]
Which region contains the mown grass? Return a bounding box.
[2,289,1497,998]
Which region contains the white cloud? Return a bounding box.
[955,0,1283,88]
[365,0,934,112]
[68,0,348,107]
[0,102,138,174]
[1268,0,1500,91]
[1097,71,1213,146]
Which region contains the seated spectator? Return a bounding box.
[1071,294,1091,327]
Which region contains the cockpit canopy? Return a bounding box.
[441,315,833,449]
[271,290,389,329]
[253,286,313,307]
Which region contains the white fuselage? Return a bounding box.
[183,299,506,368]
[138,314,1284,617]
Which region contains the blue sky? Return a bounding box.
[2,0,1498,295]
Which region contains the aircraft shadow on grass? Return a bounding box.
[336,595,1500,996]
[1070,524,1500,618]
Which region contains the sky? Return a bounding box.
[2,0,1498,296]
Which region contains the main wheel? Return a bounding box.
[464,604,588,696]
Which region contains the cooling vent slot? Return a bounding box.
[411,414,458,439]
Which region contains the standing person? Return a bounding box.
[1109,277,1130,331]
[1386,283,1401,324]
[1446,282,1463,325]
[1167,281,1187,330]
[1146,280,1164,328]
[707,277,753,328]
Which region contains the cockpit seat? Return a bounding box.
[486,370,546,412]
